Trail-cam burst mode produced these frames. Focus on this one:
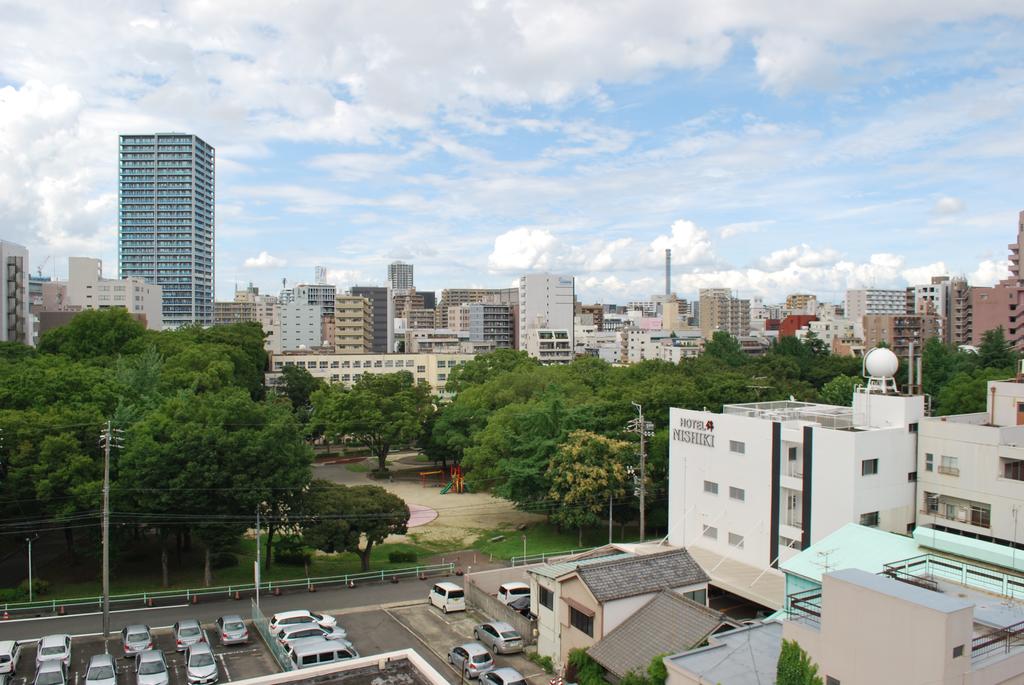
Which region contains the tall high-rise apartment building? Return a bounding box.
[118,133,215,328]
[969,211,1024,349]
[844,288,906,322]
[387,261,414,293]
[349,286,394,353]
[698,288,751,338]
[334,295,374,353]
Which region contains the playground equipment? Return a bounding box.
[419,470,446,488]
[440,465,468,494]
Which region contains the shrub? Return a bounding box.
[18,578,49,597]
[527,652,555,674]
[370,469,392,480]
[388,551,418,563]
[275,537,311,566]
[567,648,605,685]
[211,552,239,569]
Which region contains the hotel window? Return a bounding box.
[702,526,718,540]
[703,481,719,495]
[861,458,878,476]
[1003,458,1024,481]
[728,533,744,549]
[859,511,879,527]
[330,361,339,368]
[939,455,959,476]
[729,486,745,501]
[538,586,553,610]
[729,440,745,454]
[925,453,934,471]
[569,607,593,637]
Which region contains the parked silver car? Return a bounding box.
[481,668,527,685]
[447,642,494,679]
[134,650,169,685]
[32,661,66,685]
[174,619,206,652]
[34,635,71,670]
[274,623,347,646]
[84,654,116,685]
[215,616,249,646]
[184,644,218,685]
[473,622,524,654]
[121,624,154,657]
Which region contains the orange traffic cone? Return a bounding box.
[233,591,240,600]
[58,605,65,616]
[191,594,199,604]
[2,610,9,620]
[307,583,316,592]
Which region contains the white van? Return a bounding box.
[496,582,530,605]
[286,638,358,670]
[428,582,466,614]
[0,641,22,675]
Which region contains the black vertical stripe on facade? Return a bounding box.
[770,422,781,569]
[802,425,813,550]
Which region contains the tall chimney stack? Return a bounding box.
[665,249,672,297]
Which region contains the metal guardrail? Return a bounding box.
[251,599,293,672]
[509,541,646,567]
[883,554,1024,599]
[972,619,1024,662]
[0,563,455,617]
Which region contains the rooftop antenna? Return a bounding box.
[813,548,837,577]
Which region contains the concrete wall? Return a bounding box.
[464,565,535,594]
[464,577,536,646]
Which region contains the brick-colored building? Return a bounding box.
[779,314,818,337]
[862,313,941,357]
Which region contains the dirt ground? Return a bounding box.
[313,453,544,548]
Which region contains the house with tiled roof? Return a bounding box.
[528,546,709,669]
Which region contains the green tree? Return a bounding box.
[299,480,352,554]
[819,374,860,406]
[312,372,433,473]
[38,308,146,361]
[443,349,538,393]
[343,485,410,571]
[979,327,1017,371]
[776,639,823,685]
[935,368,1009,416]
[276,365,326,420]
[547,430,632,545]
[702,331,746,366]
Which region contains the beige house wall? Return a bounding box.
[557,575,602,668]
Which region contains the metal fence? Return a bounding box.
[883,554,1024,600]
[509,546,596,567]
[251,599,293,672]
[0,562,455,617]
[972,619,1024,662]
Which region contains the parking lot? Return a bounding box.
[4,622,278,685]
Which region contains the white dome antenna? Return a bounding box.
[862,347,899,394]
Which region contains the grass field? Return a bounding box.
[473,522,640,559]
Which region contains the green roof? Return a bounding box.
[529,553,634,579]
[780,523,921,582]
[914,527,1024,573]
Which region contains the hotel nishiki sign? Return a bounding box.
[672,416,716,447]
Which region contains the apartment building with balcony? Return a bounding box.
[520,273,574,363]
[0,241,30,345]
[468,302,514,349]
[698,288,750,339]
[334,295,373,353]
[917,378,1024,551]
[862,312,941,357]
[668,386,925,610]
[844,288,907,321]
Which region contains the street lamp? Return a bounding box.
[26,536,34,602]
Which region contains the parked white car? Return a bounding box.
[496,582,530,605]
[0,641,22,675]
[428,582,466,614]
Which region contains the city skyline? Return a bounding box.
[2,3,1024,303]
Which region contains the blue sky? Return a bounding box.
[2,2,1024,303]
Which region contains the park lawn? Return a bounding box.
[344,461,371,473]
[473,523,623,560]
[11,537,438,602]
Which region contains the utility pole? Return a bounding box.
[626,403,654,542]
[608,494,613,544]
[99,421,122,638]
[26,536,33,602]
[255,506,261,610]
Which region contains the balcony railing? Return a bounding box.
[785,587,821,627]
[937,465,960,476]
[972,620,1024,662]
[883,554,1024,599]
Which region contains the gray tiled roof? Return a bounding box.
[588,591,728,679]
[577,548,708,602]
[528,553,634,580]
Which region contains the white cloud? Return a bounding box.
[488,227,557,271]
[324,269,367,288]
[934,196,965,214]
[971,258,1010,286]
[901,261,948,285]
[244,251,287,268]
[649,220,715,266]
[719,220,773,239]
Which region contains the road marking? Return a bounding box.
[1,605,191,624]
[217,653,231,682]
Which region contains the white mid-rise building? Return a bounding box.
[519,273,574,363]
[268,351,474,395]
[917,378,1024,550]
[63,257,163,329]
[845,288,906,322]
[279,301,322,351]
[669,374,925,597]
[0,241,30,345]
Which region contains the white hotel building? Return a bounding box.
[668,385,924,607]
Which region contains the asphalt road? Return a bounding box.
[0,578,437,642]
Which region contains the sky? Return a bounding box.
[2,1,1024,304]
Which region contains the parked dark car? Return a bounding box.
[507,595,534,619]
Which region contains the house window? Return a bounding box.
[908,422,918,433]
[970,503,991,528]
[859,511,880,527]
[907,471,917,482]
[952,645,964,659]
[925,453,934,472]
[939,455,959,477]
[861,459,878,476]
[703,481,719,495]
[569,607,593,637]
[729,486,745,501]
[728,533,744,549]
[1003,458,1024,481]
[702,526,718,540]
[788,446,798,461]
[729,440,745,454]
[826,678,841,685]
[683,589,707,605]
[538,586,553,610]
